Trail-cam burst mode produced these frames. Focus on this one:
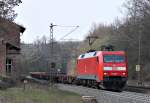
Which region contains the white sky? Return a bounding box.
[15,0,126,43]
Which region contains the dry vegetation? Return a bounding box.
[0,83,82,103]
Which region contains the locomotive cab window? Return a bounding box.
[114,55,125,62]
[104,55,114,62]
[81,55,85,58]
[104,55,125,63]
[93,52,97,56]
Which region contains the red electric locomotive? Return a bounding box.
[76,51,128,91]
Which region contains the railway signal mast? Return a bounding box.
[49,23,79,84]
[49,23,57,85]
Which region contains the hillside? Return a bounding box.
[20,41,80,75]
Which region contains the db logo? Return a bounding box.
[112,73,117,75]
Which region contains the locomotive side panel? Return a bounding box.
[77,57,99,81]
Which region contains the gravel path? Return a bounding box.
[57,84,150,103]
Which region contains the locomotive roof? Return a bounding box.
[102,51,125,55]
[78,51,125,59]
[78,51,97,59]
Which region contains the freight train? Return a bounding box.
[30,50,128,91]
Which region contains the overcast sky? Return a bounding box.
[15,0,126,43]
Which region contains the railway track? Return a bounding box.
[57,84,150,103]
[25,76,150,102]
[25,76,150,93]
[100,89,150,102]
[125,85,150,94]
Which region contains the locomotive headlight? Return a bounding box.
[117,67,126,70]
[122,73,126,75]
[103,67,112,71]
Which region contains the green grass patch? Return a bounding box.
[0,85,83,103]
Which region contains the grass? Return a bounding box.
[0,84,83,103]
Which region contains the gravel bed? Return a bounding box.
[57,84,150,103]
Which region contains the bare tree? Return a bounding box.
[0,0,22,21]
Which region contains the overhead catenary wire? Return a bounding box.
[60,26,79,40]
[59,38,79,42]
[48,24,79,41]
[56,25,79,28]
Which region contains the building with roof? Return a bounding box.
[0,17,25,80]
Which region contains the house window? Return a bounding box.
[6,59,12,74]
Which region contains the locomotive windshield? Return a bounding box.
[104,55,125,63]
